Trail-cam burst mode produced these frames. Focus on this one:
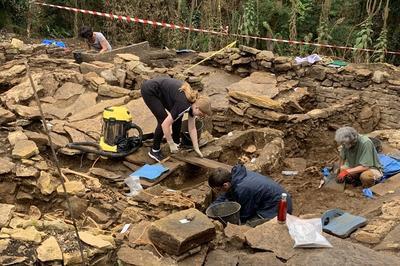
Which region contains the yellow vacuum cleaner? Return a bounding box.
[67,106,143,158]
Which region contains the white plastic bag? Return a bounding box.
[124,175,143,197]
[286,214,332,248]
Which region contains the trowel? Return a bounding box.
[321,165,345,192]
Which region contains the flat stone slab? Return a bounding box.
[53,82,85,100]
[0,158,15,174]
[12,140,39,159]
[117,246,166,266]
[287,235,400,265]
[227,72,279,98]
[79,41,149,62]
[245,218,296,260]
[172,155,232,171]
[0,203,15,227]
[375,223,400,251]
[36,236,62,262]
[204,250,238,266]
[148,208,216,255]
[371,173,400,196]
[125,97,157,135]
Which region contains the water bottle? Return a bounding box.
[277,193,288,224]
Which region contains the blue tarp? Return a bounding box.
[41,39,66,48]
[379,154,400,180]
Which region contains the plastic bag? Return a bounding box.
[124,175,143,197]
[286,214,332,248]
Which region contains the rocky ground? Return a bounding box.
[1,38,400,265]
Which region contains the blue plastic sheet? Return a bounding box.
[378,154,400,180]
[130,163,169,181]
[41,39,66,48]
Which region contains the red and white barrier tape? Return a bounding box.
[35,2,400,56]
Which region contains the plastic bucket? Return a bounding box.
[180,119,203,147]
[206,202,241,225]
[73,51,83,64]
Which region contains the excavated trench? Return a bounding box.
[3,40,400,264]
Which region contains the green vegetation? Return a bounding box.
[1,0,400,63]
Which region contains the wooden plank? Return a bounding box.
[172,155,232,171]
[79,41,150,62]
[139,160,185,188]
[371,173,400,196]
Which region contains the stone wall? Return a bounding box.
[198,45,400,132]
[0,39,71,64]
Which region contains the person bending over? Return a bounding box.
[208,164,292,226]
[79,26,112,53]
[141,77,212,162]
[335,126,382,187]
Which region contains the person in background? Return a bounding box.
[208,164,292,226]
[79,26,112,53]
[141,77,212,162]
[335,127,382,187]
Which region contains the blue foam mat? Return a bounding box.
[130,163,169,181]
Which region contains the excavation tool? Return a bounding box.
[67,106,144,158]
[321,164,345,192]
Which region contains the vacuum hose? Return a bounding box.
[66,123,144,158]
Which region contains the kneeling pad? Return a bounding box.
[321,209,367,238]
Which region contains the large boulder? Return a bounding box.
[148,208,216,255]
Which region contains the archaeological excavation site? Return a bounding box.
[1,35,400,265]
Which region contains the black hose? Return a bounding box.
[66,122,144,158]
[66,141,142,158]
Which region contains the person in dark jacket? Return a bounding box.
[208,164,292,225]
[141,77,212,162]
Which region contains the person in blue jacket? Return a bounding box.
[208,164,292,226]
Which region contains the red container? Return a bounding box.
[277,193,288,223]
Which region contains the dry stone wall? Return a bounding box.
[198,46,400,133]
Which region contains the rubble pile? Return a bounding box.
[0,38,70,64]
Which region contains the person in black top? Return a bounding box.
[141,77,212,162]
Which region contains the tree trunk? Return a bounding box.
[74,0,79,38]
[186,0,196,48]
[27,1,32,39]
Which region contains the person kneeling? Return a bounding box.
[335,127,382,187]
[208,164,292,227]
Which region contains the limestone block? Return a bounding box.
[148,208,216,255]
[0,203,15,227]
[37,236,62,262]
[12,140,39,159]
[0,107,16,125]
[0,158,15,175]
[53,82,85,100]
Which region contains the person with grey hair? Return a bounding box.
[335,126,382,187]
